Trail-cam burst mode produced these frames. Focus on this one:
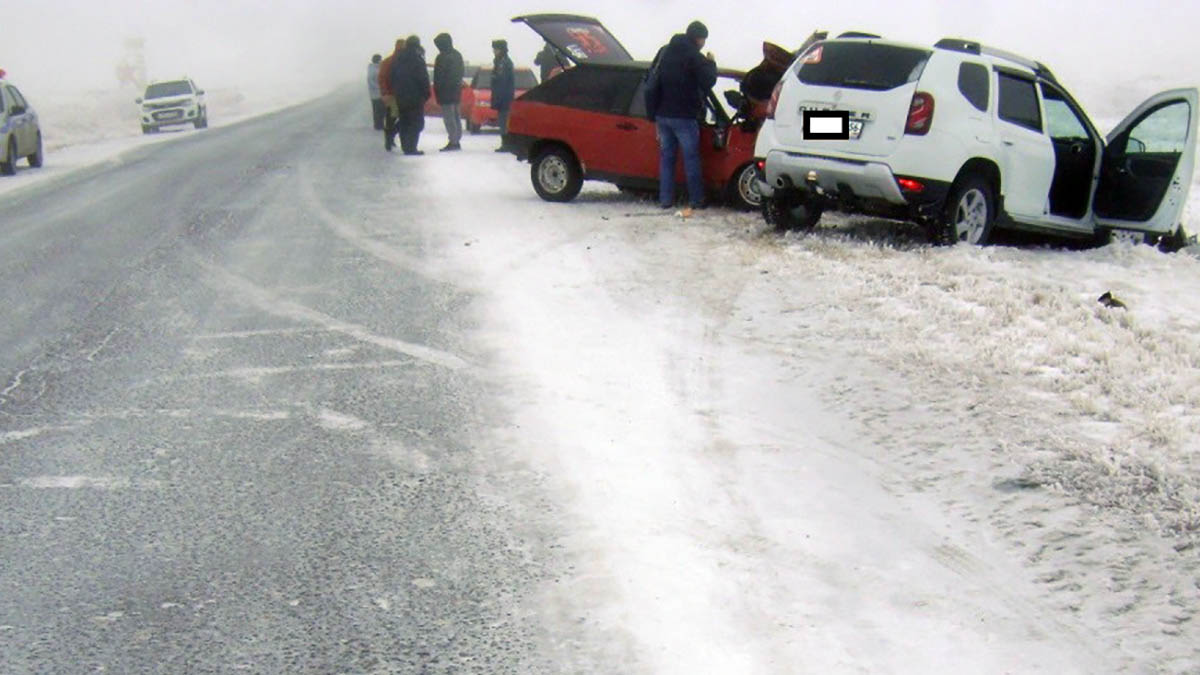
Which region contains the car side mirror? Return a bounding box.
[135,98,143,104]
[10,105,25,115]
[196,90,205,96]
[724,90,745,110]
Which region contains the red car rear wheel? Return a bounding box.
[531,146,583,202]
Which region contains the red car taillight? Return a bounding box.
[905,92,934,135]
[766,81,784,120]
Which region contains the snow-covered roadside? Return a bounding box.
[0,83,342,199]
[339,127,1200,672]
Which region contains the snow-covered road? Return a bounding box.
[404,140,1198,672]
[2,86,1198,672]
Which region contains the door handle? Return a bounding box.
[616,122,638,131]
[1001,139,1015,147]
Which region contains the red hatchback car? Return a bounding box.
[461,66,539,133]
[504,14,775,210]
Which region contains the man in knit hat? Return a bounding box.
[645,21,717,209]
[490,39,516,152]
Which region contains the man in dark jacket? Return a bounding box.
[389,35,431,155]
[645,21,717,209]
[433,33,465,152]
[491,39,515,152]
[534,42,561,82]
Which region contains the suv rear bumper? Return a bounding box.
[761,150,907,204]
[760,150,951,219]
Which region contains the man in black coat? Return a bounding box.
[534,42,561,82]
[645,21,717,209]
[390,35,431,155]
[433,33,465,152]
[491,39,516,152]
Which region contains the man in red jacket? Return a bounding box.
[377,39,406,151]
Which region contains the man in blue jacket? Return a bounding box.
[491,39,515,152]
[645,21,717,210]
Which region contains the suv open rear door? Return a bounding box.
[1093,87,1199,236]
[513,14,635,65]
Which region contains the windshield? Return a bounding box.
[797,42,931,91]
[145,81,193,99]
[473,69,539,90]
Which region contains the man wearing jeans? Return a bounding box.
[645,21,717,210]
[433,33,465,151]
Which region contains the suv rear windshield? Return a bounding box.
[145,81,193,99]
[473,69,539,90]
[797,42,931,91]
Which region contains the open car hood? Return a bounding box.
[512,14,634,65]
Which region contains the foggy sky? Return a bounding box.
[5,0,1200,119]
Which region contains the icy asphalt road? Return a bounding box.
[0,91,566,672]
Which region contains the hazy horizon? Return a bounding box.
[5,0,1200,120]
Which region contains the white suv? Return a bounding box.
[754,36,1199,248]
[137,78,207,134]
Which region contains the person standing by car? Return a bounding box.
[390,35,431,155]
[433,33,465,152]
[378,39,406,151]
[367,54,384,131]
[491,39,516,152]
[645,21,717,210]
[534,42,560,82]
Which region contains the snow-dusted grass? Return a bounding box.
[772,228,1200,535]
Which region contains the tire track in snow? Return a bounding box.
[195,259,470,372]
[296,162,456,286]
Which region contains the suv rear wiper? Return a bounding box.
[840,78,890,90]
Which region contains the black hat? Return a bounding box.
[686,21,709,40]
[492,39,508,51]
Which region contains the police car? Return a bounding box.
[0,71,44,176]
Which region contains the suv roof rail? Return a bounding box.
[838,31,881,39]
[936,38,1058,82]
[935,38,980,54]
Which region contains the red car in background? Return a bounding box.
[461,66,539,133]
[504,14,795,210]
[424,64,479,117]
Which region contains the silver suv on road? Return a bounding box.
[138,78,208,134]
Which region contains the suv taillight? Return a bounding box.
[905,92,934,135]
[766,81,784,120]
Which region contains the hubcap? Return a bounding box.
[738,165,762,207]
[538,155,569,194]
[954,188,989,243]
